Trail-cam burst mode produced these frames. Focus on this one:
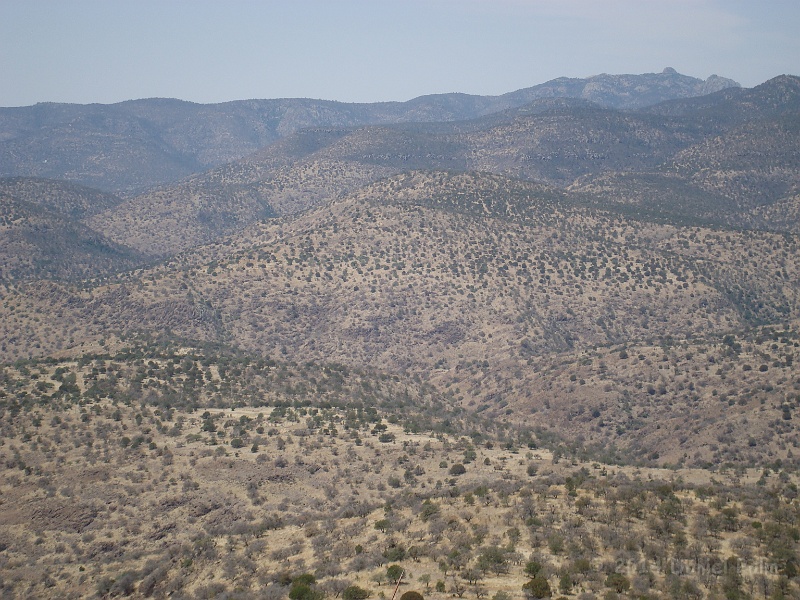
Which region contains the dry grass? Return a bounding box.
[3,375,798,600]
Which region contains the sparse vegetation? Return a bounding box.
[1,72,799,598]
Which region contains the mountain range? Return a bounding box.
[4,67,800,599]
[0,69,798,468]
[1,68,738,193]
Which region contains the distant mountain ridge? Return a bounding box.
[498,67,738,111]
[0,69,738,193]
[80,74,792,257]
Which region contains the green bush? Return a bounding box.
[290,573,323,600]
[524,561,543,578]
[293,573,316,586]
[383,544,406,561]
[449,463,466,476]
[522,576,552,599]
[289,584,323,600]
[386,564,404,582]
[343,585,371,600]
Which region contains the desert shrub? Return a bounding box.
[604,573,630,594]
[523,576,552,599]
[525,560,542,578]
[449,463,466,476]
[383,544,406,561]
[420,499,439,522]
[386,564,404,582]
[289,583,323,600]
[343,586,371,600]
[290,574,323,600]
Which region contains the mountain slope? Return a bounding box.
[571,76,800,228]
[0,176,124,218]
[644,74,800,122]
[501,67,738,110]
[2,74,800,472]
[83,101,704,256]
[87,77,799,257]
[0,70,738,193]
[1,170,797,467]
[0,193,144,281]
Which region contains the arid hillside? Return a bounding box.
[1,341,797,599]
[0,69,738,193]
[78,76,800,257]
[1,170,798,468]
[0,181,143,281]
[1,73,799,600]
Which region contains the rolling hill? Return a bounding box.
[0,178,144,281]
[4,70,800,600]
[77,76,798,258]
[2,168,798,467]
[0,69,737,193]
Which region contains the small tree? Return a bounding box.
[375,519,390,532]
[387,564,404,583]
[343,585,371,600]
[290,584,323,600]
[449,463,467,476]
[522,577,552,599]
[558,571,572,595]
[290,574,323,600]
[524,561,543,578]
[420,500,439,522]
[604,573,630,594]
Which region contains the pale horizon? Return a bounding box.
[1,0,798,108]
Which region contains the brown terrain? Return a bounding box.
[0,71,799,599]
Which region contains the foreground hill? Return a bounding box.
[2,340,796,599]
[0,70,737,193]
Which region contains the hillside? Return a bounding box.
[0,177,124,219]
[1,341,798,599]
[2,170,798,469]
[0,189,144,282]
[80,76,798,257]
[2,72,800,600]
[0,70,737,193]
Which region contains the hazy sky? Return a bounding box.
[1,0,798,107]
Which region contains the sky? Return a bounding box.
[1,0,798,107]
